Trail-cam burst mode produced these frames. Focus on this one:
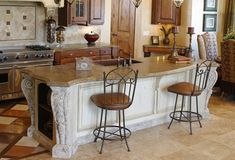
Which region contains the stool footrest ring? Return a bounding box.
[169,111,202,122]
[93,125,131,141]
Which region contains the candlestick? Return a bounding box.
[187,27,194,34]
[187,27,195,58]
[168,29,178,60]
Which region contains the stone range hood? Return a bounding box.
[2,0,64,8]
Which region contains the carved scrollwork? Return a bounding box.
[204,69,218,111]
[21,74,35,137]
[50,87,72,145]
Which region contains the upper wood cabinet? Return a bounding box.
[151,0,181,25]
[89,0,105,25]
[58,0,105,26]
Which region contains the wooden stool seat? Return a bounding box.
[168,82,202,96]
[91,93,130,110]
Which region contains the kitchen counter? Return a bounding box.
[21,57,218,158]
[22,57,198,87]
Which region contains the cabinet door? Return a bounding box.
[58,2,72,26]
[71,0,88,25]
[89,0,105,25]
[151,0,181,25]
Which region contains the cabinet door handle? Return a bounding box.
[112,33,117,36]
[89,52,93,55]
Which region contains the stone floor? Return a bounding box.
[0,95,235,160]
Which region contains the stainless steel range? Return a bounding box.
[0,45,54,101]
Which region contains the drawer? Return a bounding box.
[100,48,112,55]
[60,58,76,64]
[62,49,100,58]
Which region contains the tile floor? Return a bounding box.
[0,95,235,160]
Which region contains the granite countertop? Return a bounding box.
[53,43,118,52]
[21,57,202,87]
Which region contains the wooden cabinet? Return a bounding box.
[71,0,89,25]
[58,0,105,26]
[54,45,119,65]
[151,0,181,25]
[89,0,105,25]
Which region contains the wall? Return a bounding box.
[0,0,226,57]
[59,0,111,45]
[0,1,111,48]
[134,0,226,58]
[190,0,226,57]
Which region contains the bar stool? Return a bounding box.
[167,61,212,135]
[90,67,138,154]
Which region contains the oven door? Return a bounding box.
[0,67,14,95]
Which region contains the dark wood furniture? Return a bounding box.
[91,67,138,154]
[143,44,187,57]
[151,0,181,25]
[58,0,105,26]
[221,40,235,94]
[167,61,212,135]
[54,43,118,65]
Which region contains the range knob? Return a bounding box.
[24,54,29,59]
[15,55,20,60]
[0,56,8,62]
[2,56,8,61]
[35,54,39,58]
[47,54,52,58]
[40,54,45,58]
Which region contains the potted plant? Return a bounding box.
[160,26,172,45]
[223,31,235,40]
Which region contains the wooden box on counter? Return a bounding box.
[54,43,119,65]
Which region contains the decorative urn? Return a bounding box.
[84,31,99,45]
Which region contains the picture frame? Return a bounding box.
[203,14,217,32]
[204,0,217,11]
[151,36,159,45]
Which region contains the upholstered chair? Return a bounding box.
[197,32,219,61]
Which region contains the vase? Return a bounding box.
[163,36,170,45]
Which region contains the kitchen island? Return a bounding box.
[21,57,218,158]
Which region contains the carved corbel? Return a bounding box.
[21,74,35,137]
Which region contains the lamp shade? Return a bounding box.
[174,0,184,8]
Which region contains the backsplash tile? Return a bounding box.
[0,5,36,41]
[0,2,45,47]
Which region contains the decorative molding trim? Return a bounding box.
[21,74,35,137]
[50,87,72,144]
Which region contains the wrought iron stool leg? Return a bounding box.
[189,96,192,135]
[94,109,104,142]
[179,96,185,121]
[168,94,178,129]
[122,109,130,152]
[119,110,123,140]
[196,96,202,128]
[100,109,107,154]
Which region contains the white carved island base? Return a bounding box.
[21,67,217,159]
